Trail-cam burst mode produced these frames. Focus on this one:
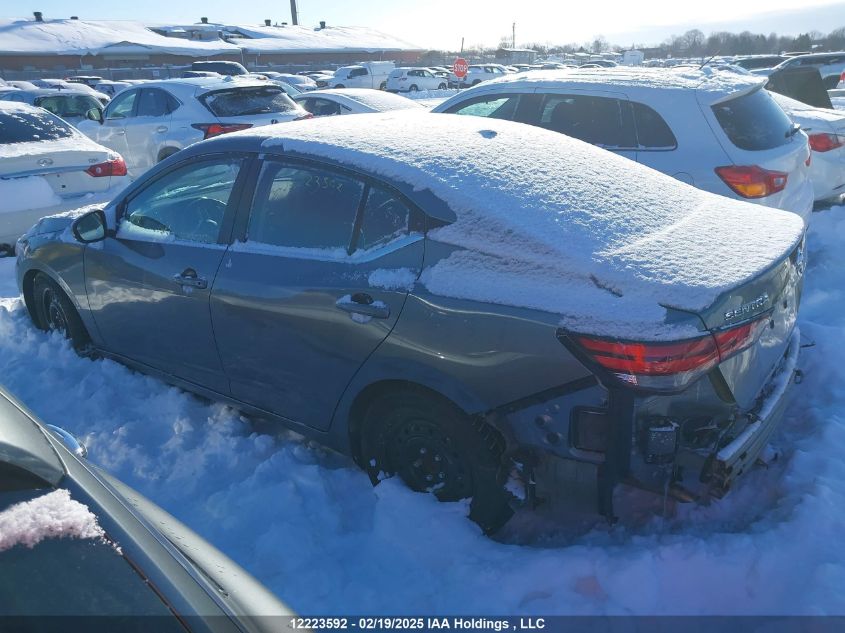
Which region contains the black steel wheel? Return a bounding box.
[32,273,91,351]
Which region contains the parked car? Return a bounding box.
[734,55,788,71]
[448,64,508,88]
[76,77,310,178]
[0,384,292,624]
[770,52,845,88]
[258,72,317,92]
[0,89,104,125]
[181,70,221,79]
[830,88,845,110]
[190,60,248,76]
[30,78,110,104]
[65,75,104,88]
[386,68,448,92]
[432,68,814,220]
[6,80,38,90]
[328,62,394,89]
[292,88,423,116]
[0,102,127,250]
[94,80,133,97]
[16,113,806,532]
[771,91,845,202]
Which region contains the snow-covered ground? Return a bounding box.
[0,200,844,613]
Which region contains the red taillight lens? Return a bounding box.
[85,157,127,177]
[808,133,844,152]
[570,315,769,391]
[191,123,252,139]
[715,165,788,199]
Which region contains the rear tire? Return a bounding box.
[438,83,447,90]
[32,274,90,352]
[158,148,178,162]
[335,84,345,89]
[409,84,419,92]
[359,389,513,533]
[379,81,387,90]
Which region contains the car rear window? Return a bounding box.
[0,109,76,143]
[711,88,794,151]
[200,86,298,118]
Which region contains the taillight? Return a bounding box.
[567,315,769,392]
[294,112,314,121]
[191,123,252,139]
[715,165,788,199]
[85,157,127,177]
[808,133,844,152]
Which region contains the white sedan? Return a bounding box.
[292,89,423,117]
[0,102,128,249]
[772,92,845,202]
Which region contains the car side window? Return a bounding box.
[357,185,411,251]
[445,95,520,120]
[136,89,174,117]
[306,98,341,117]
[119,158,242,244]
[247,162,364,251]
[538,94,637,149]
[630,102,677,150]
[105,90,137,120]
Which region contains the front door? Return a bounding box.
[84,156,248,393]
[123,88,176,175]
[211,159,425,430]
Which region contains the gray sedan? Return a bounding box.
[15,113,805,532]
[0,88,104,125]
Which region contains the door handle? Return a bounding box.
[156,126,168,133]
[115,129,125,135]
[335,293,390,319]
[173,268,208,289]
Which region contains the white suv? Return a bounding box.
[77,77,310,178]
[449,64,508,88]
[433,68,814,220]
[772,52,845,89]
[386,68,448,92]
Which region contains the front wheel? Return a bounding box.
[359,389,513,533]
[32,274,91,352]
[379,81,387,90]
[409,84,419,92]
[438,83,447,90]
[335,84,345,89]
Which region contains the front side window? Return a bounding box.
[303,98,341,117]
[120,158,242,244]
[445,94,521,120]
[349,68,369,78]
[537,94,636,148]
[247,162,364,252]
[105,90,137,120]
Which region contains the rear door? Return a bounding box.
[210,158,425,430]
[84,155,249,393]
[123,88,177,174]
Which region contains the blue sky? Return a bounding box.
[12,0,845,49]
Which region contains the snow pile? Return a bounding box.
[0,489,104,552]
[0,177,61,216]
[0,203,841,612]
[258,112,803,335]
[0,18,237,57]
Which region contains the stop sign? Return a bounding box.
[453,57,468,79]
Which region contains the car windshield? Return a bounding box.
[200,86,298,117]
[711,87,794,151]
[0,486,181,624]
[0,109,76,143]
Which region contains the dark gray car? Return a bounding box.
[0,384,292,626]
[15,113,805,532]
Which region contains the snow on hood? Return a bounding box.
[478,66,765,105]
[0,489,104,552]
[258,112,804,337]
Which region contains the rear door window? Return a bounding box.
[247,162,365,252]
[136,89,176,117]
[0,109,76,143]
[537,94,637,148]
[711,87,793,151]
[200,86,297,117]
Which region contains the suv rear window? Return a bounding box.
[711,88,794,151]
[200,86,298,117]
[0,109,76,143]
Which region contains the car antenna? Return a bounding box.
[699,51,719,70]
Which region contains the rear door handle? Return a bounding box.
[336,293,390,319]
[173,268,208,289]
[114,129,125,135]
[156,126,168,133]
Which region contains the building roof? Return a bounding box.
[221,24,423,54]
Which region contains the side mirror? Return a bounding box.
[86,107,103,123]
[72,209,107,244]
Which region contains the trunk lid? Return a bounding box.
[0,139,115,196]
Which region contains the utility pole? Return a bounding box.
[289,0,299,25]
[512,22,516,48]
[460,37,464,53]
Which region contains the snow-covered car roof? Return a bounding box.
[476,66,766,104]
[770,91,845,125]
[246,112,804,336]
[297,89,423,112]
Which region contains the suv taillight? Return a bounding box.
[808,133,844,152]
[191,123,252,139]
[85,157,127,177]
[565,316,769,392]
[715,165,788,199]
